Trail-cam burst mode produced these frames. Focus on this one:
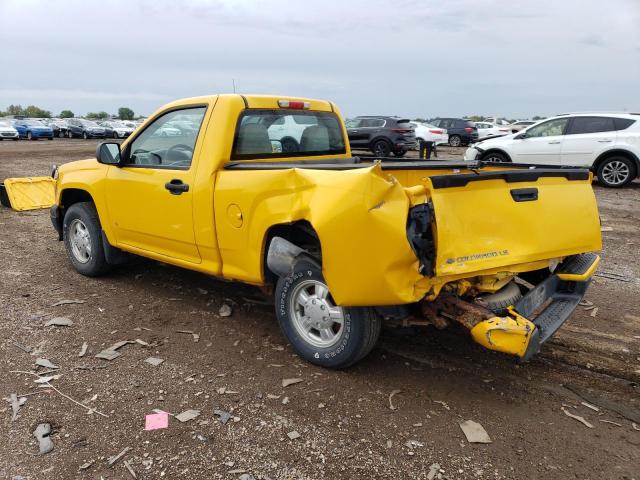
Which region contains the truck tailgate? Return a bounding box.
[426,169,602,277]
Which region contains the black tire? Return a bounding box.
[596,156,636,188]
[113,132,119,139]
[393,149,407,157]
[372,140,391,157]
[27,131,34,141]
[58,130,64,138]
[449,135,461,147]
[476,281,522,315]
[82,131,88,140]
[47,137,53,141]
[67,130,73,138]
[63,202,111,277]
[275,258,382,369]
[482,151,510,163]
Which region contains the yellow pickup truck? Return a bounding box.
[50,94,602,368]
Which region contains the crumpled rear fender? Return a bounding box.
[214,164,427,306]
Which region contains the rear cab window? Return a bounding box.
[232,109,346,159]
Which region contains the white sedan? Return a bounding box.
[0,120,19,140]
[474,121,511,140]
[410,122,448,145]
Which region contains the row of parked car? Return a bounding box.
[344,116,539,156]
[0,117,143,141]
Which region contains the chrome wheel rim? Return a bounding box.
[450,136,460,146]
[69,219,91,263]
[484,154,502,163]
[601,161,629,186]
[289,279,345,348]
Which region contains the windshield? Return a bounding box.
[232,109,346,159]
[0,120,11,127]
[24,120,44,126]
[81,120,99,127]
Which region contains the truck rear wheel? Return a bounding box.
[63,202,111,277]
[275,258,382,369]
[476,281,522,315]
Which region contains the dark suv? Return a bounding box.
[66,119,106,139]
[430,118,478,147]
[346,116,417,157]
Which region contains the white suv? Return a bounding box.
[464,113,640,187]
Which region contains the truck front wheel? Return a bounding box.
[275,258,382,369]
[63,202,111,277]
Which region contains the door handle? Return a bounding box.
[598,139,612,143]
[548,141,561,144]
[510,187,538,202]
[165,179,189,195]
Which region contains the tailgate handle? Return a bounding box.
[510,187,538,202]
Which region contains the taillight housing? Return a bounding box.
[391,128,413,134]
[429,129,443,134]
[464,127,474,133]
[278,100,310,109]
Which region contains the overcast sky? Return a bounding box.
[1,0,639,119]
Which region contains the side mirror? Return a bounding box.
[514,132,526,140]
[96,142,122,165]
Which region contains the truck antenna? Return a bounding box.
[232,79,236,93]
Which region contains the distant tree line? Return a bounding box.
[0,105,137,120]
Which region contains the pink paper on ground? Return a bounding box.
[145,412,169,431]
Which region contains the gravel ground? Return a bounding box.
[1,139,639,480]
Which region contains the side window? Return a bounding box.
[127,107,206,169]
[525,118,568,138]
[360,118,384,128]
[567,117,614,135]
[613,118,636,131]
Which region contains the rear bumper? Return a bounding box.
[470,252,600,360]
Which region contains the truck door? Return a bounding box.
[104,106,207,263]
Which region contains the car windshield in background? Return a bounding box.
[81,120,100,127]
[232,109,346,159]
[23,120,44,126]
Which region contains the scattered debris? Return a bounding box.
[564,384,640,424]
[590,307,599,318]
[578,298,593,307]
[95,340,135,361]
[581,401,600,412]
[145,412,169,431]
[35,358,58,369]
[78,342,88,357]
[459,420,492,443]
[197,288,208,295]
[34,375,61,384]
[594,271,632,283]
[599,420,622,427]
[79,460,94,470]
[238,474,255,480]
[124,460,137,478]
[287,430,301,440]
[633,423,640,431]
[33,423,54,455]
[427,463,441,480]
[51,299,85,306]
[282,396,289,405]
[175,409,201,423]
[7,393,25,421]
[44,317,73,327]
[219,303,233,317]
[561,407,594,428]
[600,226,613,232]
[388,389,402,410]
[434,400,450,410]
[12,341,32,353]
[107,446,131,467]
[282,378,303,388]
[214,409,232,425]
[145,357,164,367]
[134,338,149,346]
[405,440,424,449]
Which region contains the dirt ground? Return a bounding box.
[1,139,639,480]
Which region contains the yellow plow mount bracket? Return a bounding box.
[2,177,56,211]
[470,308,536,358]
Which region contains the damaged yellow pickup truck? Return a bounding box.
[50,94,602,368]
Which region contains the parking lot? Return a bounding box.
[1,139,639,479]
